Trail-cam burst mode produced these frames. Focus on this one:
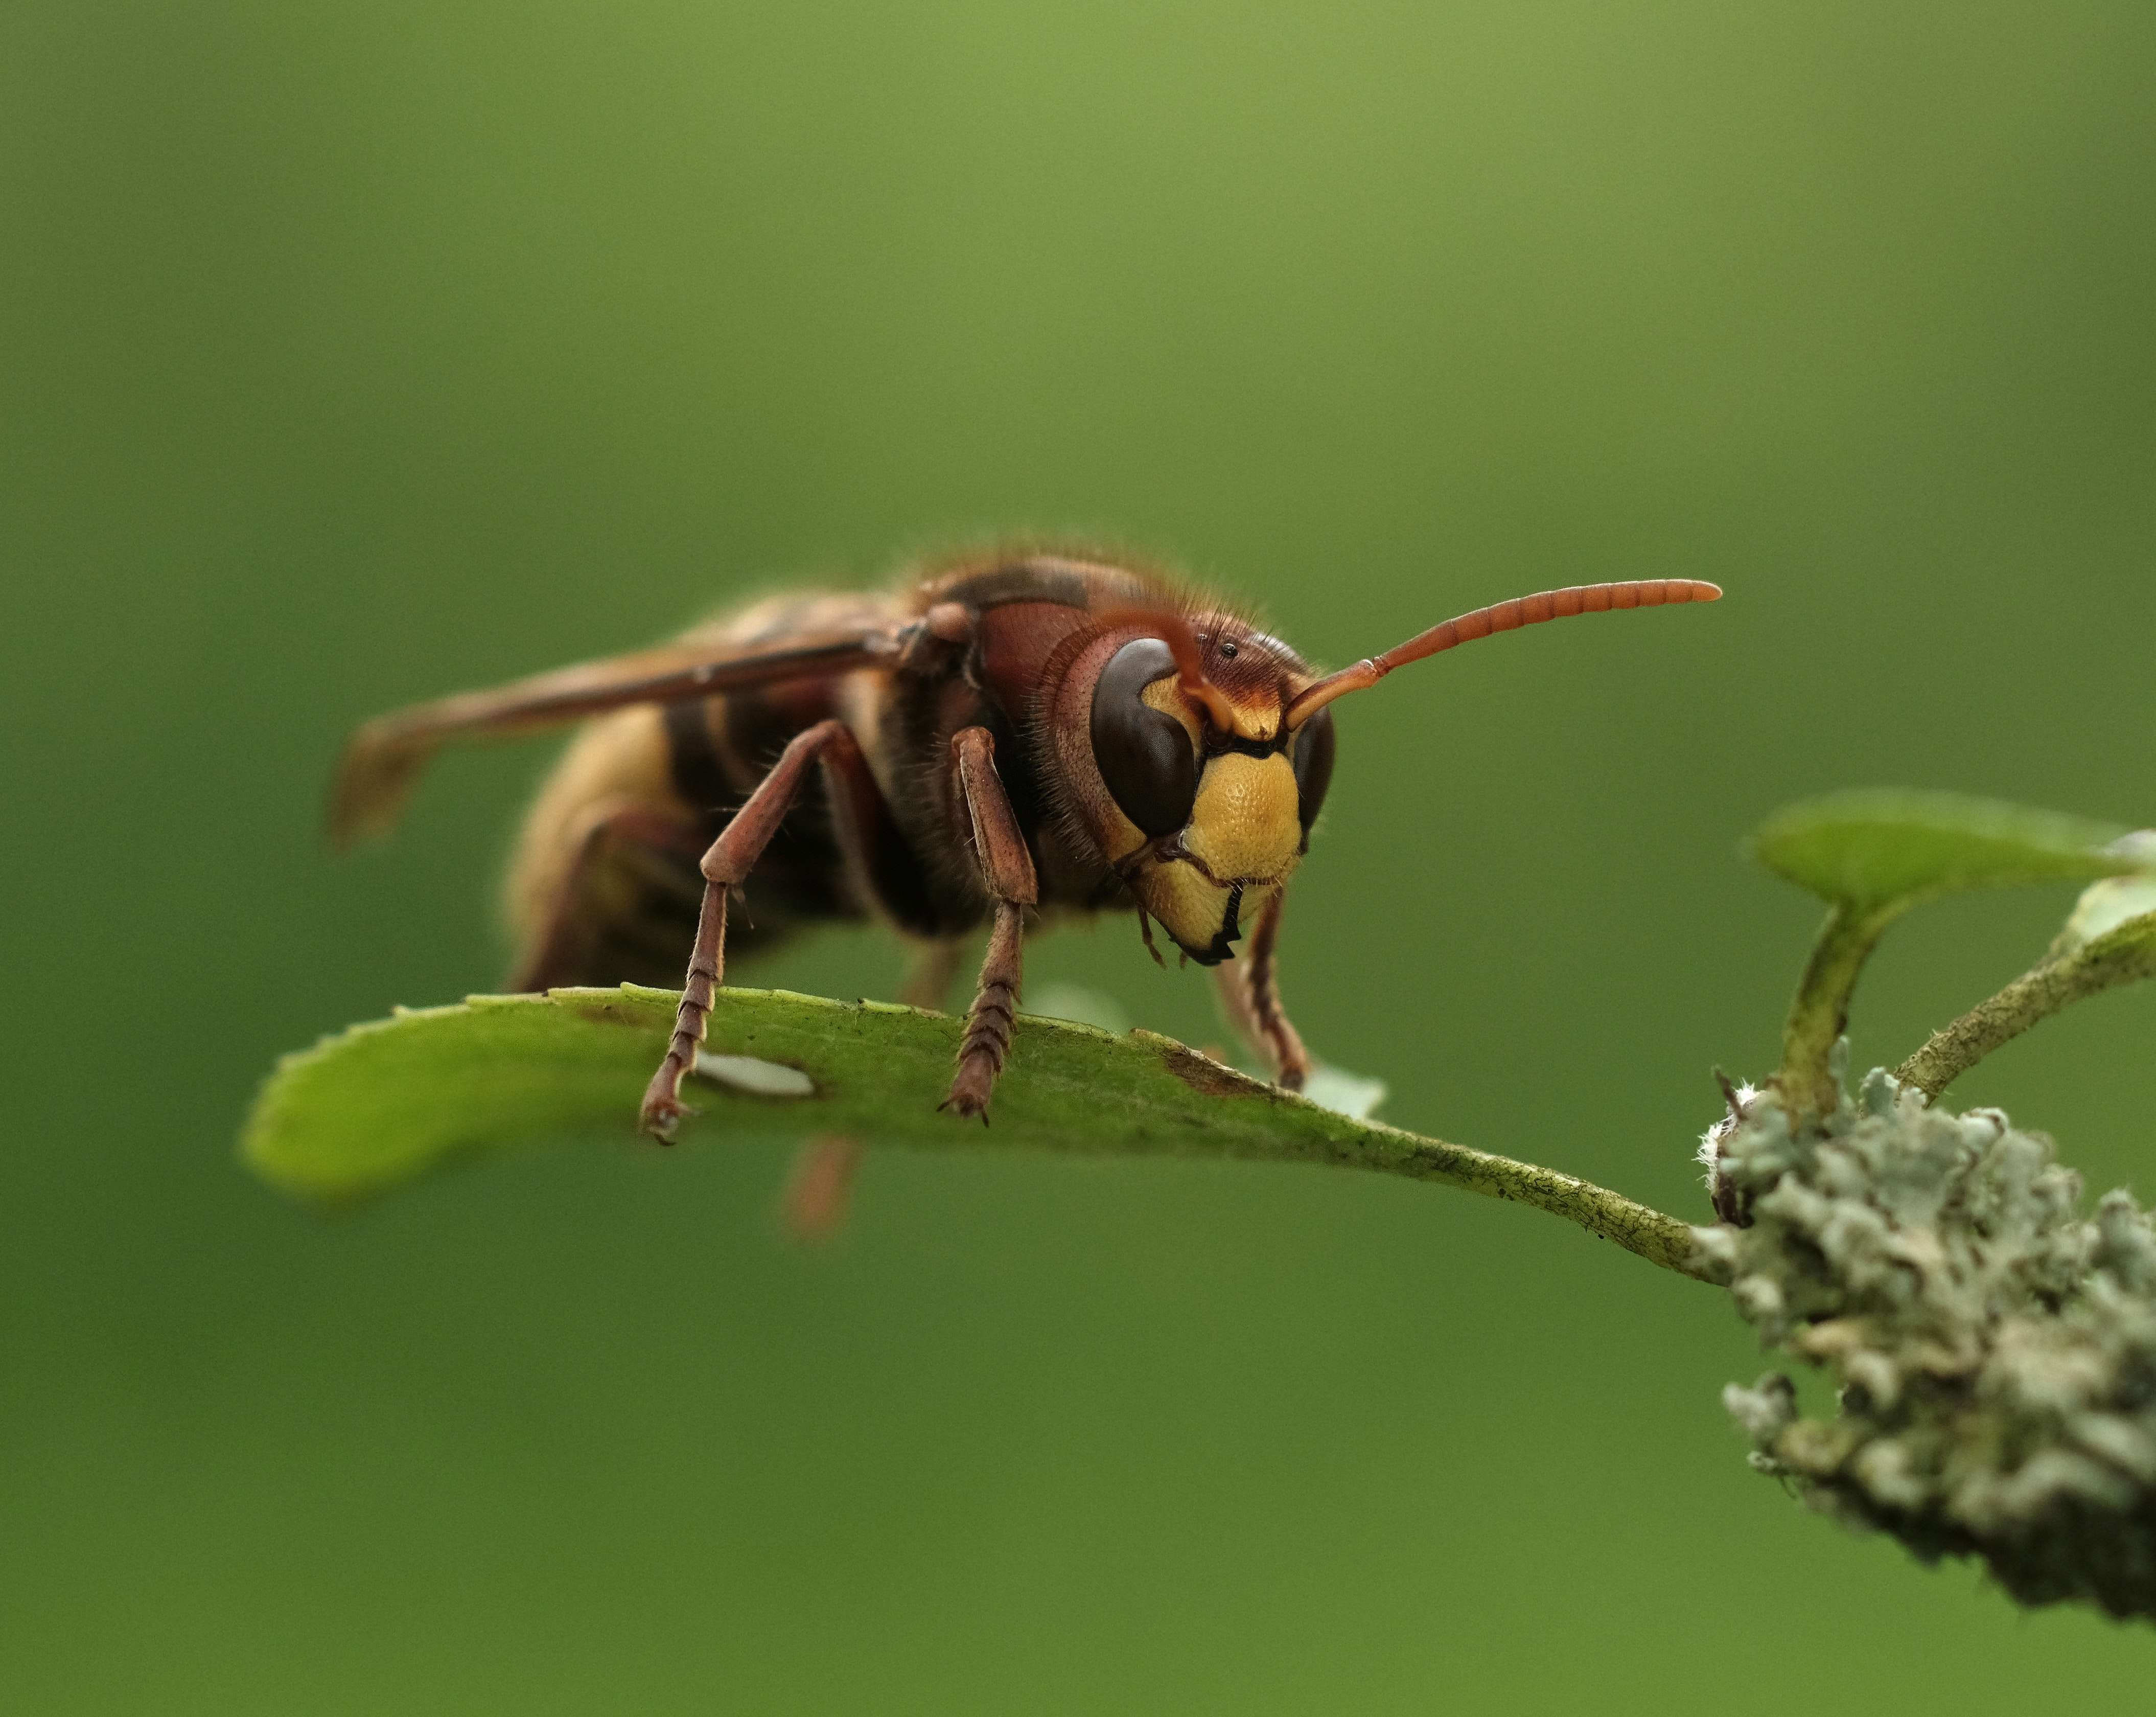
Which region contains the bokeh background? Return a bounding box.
[6,2,2154,1709]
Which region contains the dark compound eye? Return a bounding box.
[1089,637,1198,837]
[1291,706,1336,833]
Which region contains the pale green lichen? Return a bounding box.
[1704,1066,2156,1621]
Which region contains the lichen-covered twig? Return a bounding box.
[1711,1069,2156,1624]
[1896,914,2156,1102]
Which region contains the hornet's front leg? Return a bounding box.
[942,726,1039,1120]
[1213,887,1311,1092]
[640,718,855,1141]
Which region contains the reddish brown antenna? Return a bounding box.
[1283,578,1722,730]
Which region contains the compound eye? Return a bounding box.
[1089,638,1198,838]
[1291,706,1336,832]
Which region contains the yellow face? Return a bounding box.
[1074,622,1330,965]
[1128,748,1305,960]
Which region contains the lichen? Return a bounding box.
[1703,1065,2156,1621]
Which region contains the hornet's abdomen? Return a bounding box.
[504,592,900,988]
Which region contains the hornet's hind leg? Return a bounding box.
[780,938,966,1240]
[899,939,965,1011]
[509,800,708,993]
[639,719,863,1140]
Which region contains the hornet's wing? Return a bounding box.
[328,627,909,848]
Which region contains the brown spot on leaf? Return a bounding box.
[567,994,658,1031]
[1155,1039,1263,1097]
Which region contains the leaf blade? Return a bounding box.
[242,985,1408,1204]
[2053,832,2156,957]
[237,986,1721,1280]
[1753,793,2153,1119]
[1752,791,2140,912]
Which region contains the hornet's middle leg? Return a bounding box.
[941,726,1038,1120]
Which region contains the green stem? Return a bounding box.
[1280,1110,1725,1284]
[1779,903,1896,1121]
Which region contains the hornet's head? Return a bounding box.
[1048,612,1334,964]
[1044,575,1722,965]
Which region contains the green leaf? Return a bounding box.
[2054,833,2156,958]
[1752,791,2141,913]
[1751,793,2154,1120]
[239,986,1720,1281]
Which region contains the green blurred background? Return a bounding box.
[5,1,2153,1709]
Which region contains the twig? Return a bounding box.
[1896,923,2156,1101]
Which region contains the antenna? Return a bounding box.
[1283,579,1722,729]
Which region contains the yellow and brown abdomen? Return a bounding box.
[503,589,902,989]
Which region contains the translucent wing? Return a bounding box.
[329,628,906,848]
